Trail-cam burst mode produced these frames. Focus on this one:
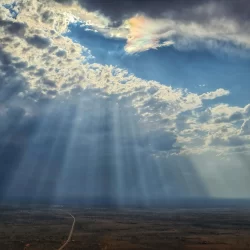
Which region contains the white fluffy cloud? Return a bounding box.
[200,88,230,100]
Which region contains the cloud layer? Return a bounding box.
[48,0,250,54]
[56,0,250,24]
[1,0,250,158]
[0,0,250,201]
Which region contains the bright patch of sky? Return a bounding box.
[3,2,18,18]
[65,22,250,107]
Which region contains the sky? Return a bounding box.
[0,0,250,206]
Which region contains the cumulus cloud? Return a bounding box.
[200,88,230,100]
[208,103,250,125]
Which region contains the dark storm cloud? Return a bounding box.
[0,19,27,36]
[55,0,250,24]
[43,78,56,87]
[13,61,28,69]
[35,68,46,76]
[0,49,26,102]
[26,35,51,49]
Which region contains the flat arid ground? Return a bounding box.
[0,205,250,250]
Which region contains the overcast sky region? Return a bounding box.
[0,0,250,205]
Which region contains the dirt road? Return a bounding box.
[58,212,75,250]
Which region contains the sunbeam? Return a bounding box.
[0,0,250,208]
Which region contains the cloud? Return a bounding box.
[208,103,250,125]
[200,88,230,100]
[26,35,51,49]
[241,119,250,135]
[0,49,27,102]
[123,15,175,53]
[244,104,250,116]
[210,104,243,117]
[49,0,250,54]
[121,14,250,54]
[55,49,66,57]
[1,0,249,159]
[228,112,244,122]
[209,135,250,147]
[2,0,249,54]
[0,19,27,36]
[56,0,250,25]
[214,111,244,124]
[1,1,250,158]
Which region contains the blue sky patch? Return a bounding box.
[65,22,250,106]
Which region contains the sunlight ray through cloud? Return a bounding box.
[0,0,250,206]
